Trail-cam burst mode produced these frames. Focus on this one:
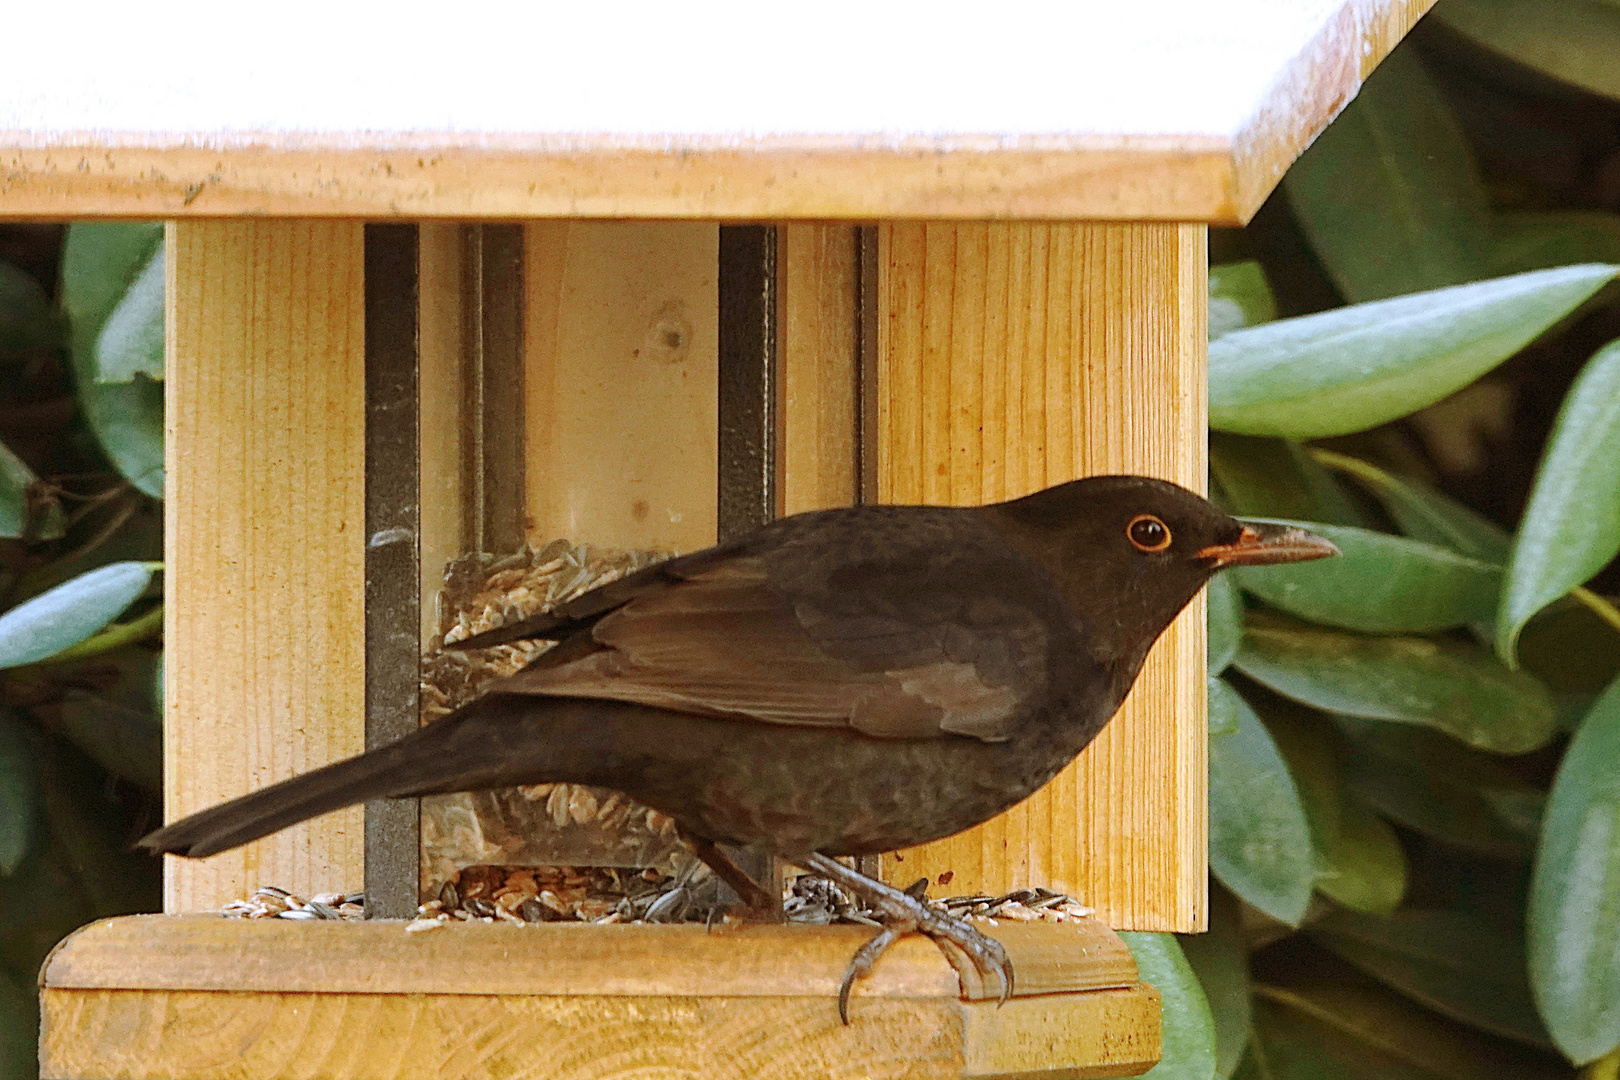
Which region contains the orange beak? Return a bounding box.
[1197,522,1340,569]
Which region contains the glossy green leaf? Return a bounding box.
[1233,521,1501,635]
[1282,45,1493,303]
[0,437,63,541]
[0,562,154,669]
[1261,703,1407,914]
[1254,978,1569,1080]
[92,241,164,384]
[1207,264,1618,439]
[1529,675,1620,1064]
[1181,888,1251,1080]
[1236,618,1557,754]
[1211,435,1364,526]
[1125,932,1218,1080]
[1209,572,1243,676]
[1491,213,1620,277]
[1209,677,1315,926]
[1211,262,1278,340]
[1435,0,1620,104]
[1313,908,1553,1051]
[1311,451,1510,564]
[60,224,165,498]
[1318,796,1408,917]
[0,257,58,360]
[1338,719,1544,859]
[0,711,36,875]
[1498,338,1620,665]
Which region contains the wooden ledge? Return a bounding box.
[39,916,1161,1080]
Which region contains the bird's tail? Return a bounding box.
[138,693,590,859]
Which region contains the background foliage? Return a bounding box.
[2,4,1620,1078]
[1136,9,1620,1079]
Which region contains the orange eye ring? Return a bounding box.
[1127,514,1172,553]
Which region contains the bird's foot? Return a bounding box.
[801,852,1014,1024]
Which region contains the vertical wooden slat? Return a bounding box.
[164,220,367,912]
[873,221,1208,933]
[417,224,468,640]
[778,225,859,516]
[524,222,719,552]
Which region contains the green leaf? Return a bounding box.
[1311,451,1510,564]
[91,241,164,384]
[1211,435,1365,526]
[1491,213,1620,277]
[1313,908,1553,1051]
[1529,675,1620,1064]
[1338,719,1544,859]
[1260,702,1408,914]
[1498,338,1620,665]
[1233,522,1502,635]
[1435,0,1620,104]
[61,224,165,498]
[1209,677,1315,926]
[0,562,154,669]
[1282,45,1494,303]
[1124,931,1217,1080]
[1208,264,1619,440]
[0,257,59,361]
[1211,261,1278,340]
[1182,888,1251,1080]
[1254,977,1570,1080]
[0,711,37,875]
[1235,618,1558,754]
[1317,796,1408,917]
[1209,572,1243,676]
[0,437,63,541]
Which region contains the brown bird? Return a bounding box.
[140,476,1335,1019]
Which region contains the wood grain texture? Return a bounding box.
[164,221,366,913]
[523,222,719,552]
[39,987,1160,1080]
[42,916,1136,1000]
[417,224,466,641]
[41,917,1159,1080]
[872,223,1208,933]
[779,224,859,516]
[0,0,1436,229]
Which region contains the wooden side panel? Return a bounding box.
[164,221,367,912]
[43,917,1136,1001]
[417,224,466,641]
[873,222,1208,932]
[524,222,719,552]
[778,224,859,516]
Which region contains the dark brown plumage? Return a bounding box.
[140,475,1336,1018]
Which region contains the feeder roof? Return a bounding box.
[2,0,1431,223]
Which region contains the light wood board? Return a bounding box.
[0,1,1432,223]
[872,222,1208,932]
[40,916,1160,1080]
[164,221,367,913]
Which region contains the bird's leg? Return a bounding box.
[800,851,1014,1024]
[676,827,779,914]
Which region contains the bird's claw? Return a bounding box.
[804,852,1014,1024]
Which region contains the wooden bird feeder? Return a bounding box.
[7,2,1432,1076]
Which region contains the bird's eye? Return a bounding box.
[1127,514,1172,552]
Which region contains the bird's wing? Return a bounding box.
[490,552,1050,743]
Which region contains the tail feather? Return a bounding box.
[138,694,574,859]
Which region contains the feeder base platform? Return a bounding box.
[40,915,1160,1080]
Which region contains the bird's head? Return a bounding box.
[990,475,1337,675]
